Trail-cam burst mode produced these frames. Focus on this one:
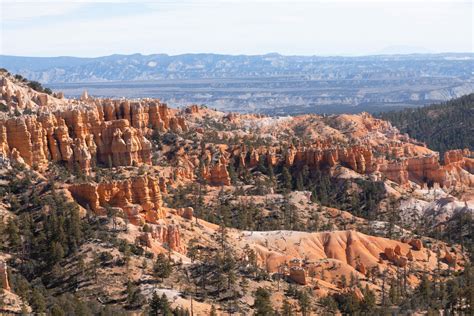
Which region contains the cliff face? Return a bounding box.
[2,74,471,190]
[222,144,473,188]
[0,77,187,173]
[68,175,165,225]
[137,223,184,253]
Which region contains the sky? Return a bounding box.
[0,0,472,57]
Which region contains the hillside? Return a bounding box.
[0,70,473,315]
[380,94,474,154]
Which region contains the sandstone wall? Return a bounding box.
[228,144,474,188]
[68,175,165,225]
[0,95,186,173]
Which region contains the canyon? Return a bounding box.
[0,70,472,314]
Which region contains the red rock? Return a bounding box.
[0,261,10,291]
[394,244,402,256]
[356,262,366,275]
[154,223,184,253]
[0,82,187,174]
[185,104,200,114]
[68,176,166,224]
[409,239,423,251]
[443,250,457,265]
[206,156,231,186]
[289,267,307,285]
[177,207,194,220]
[384,247,407,267]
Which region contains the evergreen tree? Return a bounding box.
[298,290,311,316]
[50,304,66,316]
[6,219,21,252]
[281,167,293,192]
[156,293,173,316]
[49,241,65,265]
[30,288,46,313]
[257,154,267,174]
[360,285,376,312]
[253,287,274,315]
[280,298,294,316]
[154,253,173,282]
[227,159,238,184]
[149,291,161,316]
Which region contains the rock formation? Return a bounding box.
[69,176,165,225]
[0,261,10,291]
[0,76,187,174]
[206,156,231,186]
[240,230,462,284]
[176,207,194,220]
[206,142,473,189]
[384,247,407,267]
[409,239,423,251]
[289,267,307,285]
[137,223,184,253]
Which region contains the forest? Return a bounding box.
[379,94,474,154]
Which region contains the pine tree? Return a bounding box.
[149,291,160,316]
[156,293,172,316]
[6,219,21,252]
[154,253,172,282]
[281,167,292,192]
[50,304,65,316]
[298,290,311,316]
[49,241,64,264]
[361,285,376,312]
[257,154,267,174]
[253,287,274,315]
[281,298,294,316]
[187,238,199,263]
[66,204,83,253]
[296,172,304,191]
[30,288,46,313]
[227,159,238,184]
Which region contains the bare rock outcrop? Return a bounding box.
[154,223,184,253]
[409,239,423,251]
[0,260,10,291]
[0,77,187,174]
[384,247,407,267]
[176,207,194,220]
[137,222,184,253]
[68,176,165,225]
[289,267,307,285]
[206,156,231,186]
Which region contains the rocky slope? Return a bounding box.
[0,70,472,315]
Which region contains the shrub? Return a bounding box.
[27,81,44,92]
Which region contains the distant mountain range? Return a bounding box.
[1,53,473,113]
[1,52,473,83]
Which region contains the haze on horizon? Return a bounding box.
[1,0,472,58]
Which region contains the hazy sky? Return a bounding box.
[1,0,472,57]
